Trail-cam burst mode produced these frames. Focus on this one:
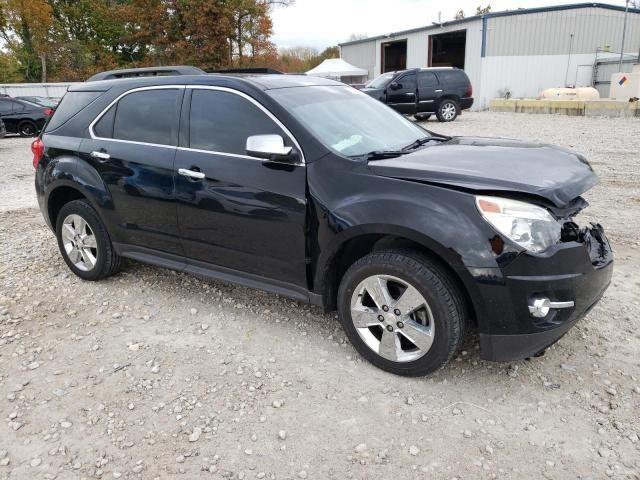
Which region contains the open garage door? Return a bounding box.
[429,30,466,69]
[381,40,407,73]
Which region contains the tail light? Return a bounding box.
[467,83,473,97]
[43,108,54,116]
[31,138,44,169]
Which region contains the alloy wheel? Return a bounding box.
[61,214,98,271]
[350,275,435,363]
[441,102,457,121]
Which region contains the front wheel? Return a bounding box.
[337,250,468,376]
[436,99,460,122]
[414,113,432,122]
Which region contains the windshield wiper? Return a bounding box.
[402,135,451,150]
[350,150,408,161]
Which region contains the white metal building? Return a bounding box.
[340,3,640,109]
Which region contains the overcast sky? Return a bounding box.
[271,0,630,50]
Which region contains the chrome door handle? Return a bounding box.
[90,151,110,160]
[435,89,443,93]
[405,92,415,96]
[178,168,205,180]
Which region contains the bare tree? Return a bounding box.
[454,9,465,19]
[348,33,368,41]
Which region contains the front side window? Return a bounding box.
[397,73,416,90]
[189,89,284,155]
[268,85,427,157]
[95,89,180,146]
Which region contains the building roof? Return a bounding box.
[339,2,640,47]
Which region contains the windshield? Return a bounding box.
[366,72,395,89]
[268,86,428,157]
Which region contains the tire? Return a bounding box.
[18,120,38,137]
[436,99,460,122]
[55,199,122,281]
[337,250,468,376]
[414,113,432,121]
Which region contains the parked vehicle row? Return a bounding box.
[34,67,612,376]
[362,67,473,122]
[0,94,55,136]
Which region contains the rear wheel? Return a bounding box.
[337,250,467,376]
[18,120,37,137]
[55,199,121,281]
[436,99,459,122]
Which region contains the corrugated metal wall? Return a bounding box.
[339,6,640,110]
[486,7,640,57]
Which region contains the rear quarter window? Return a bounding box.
[435,70,469,85]
[45,91,104,132]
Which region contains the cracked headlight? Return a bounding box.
[475,196,561,253]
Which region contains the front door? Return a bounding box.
[174,87,307,287]
[386,72,417,114]
[80,87,184,255]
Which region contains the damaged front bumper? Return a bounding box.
[474,224,613,361]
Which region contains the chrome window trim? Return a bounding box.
[88,84,305,164]
[88,85,184,149]
[185,85,305,164]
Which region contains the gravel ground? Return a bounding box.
[0,112,639,480]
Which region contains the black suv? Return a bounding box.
[34,67,612,376]
[0,95,53,136]
[362,68,473,122]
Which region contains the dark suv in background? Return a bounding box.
[362,67,473,122]
[34,66,611,377]
[0,95,53,136]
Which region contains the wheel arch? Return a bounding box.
[47,184,90,228]
[437,95,461,106]
[43,157,113,231]
[314,224,481,326]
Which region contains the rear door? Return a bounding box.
[80,86,184,255]
[417,71,439,113]
[174,86,308,286]
[385,72,417,114]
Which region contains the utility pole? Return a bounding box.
[619,0,629,72]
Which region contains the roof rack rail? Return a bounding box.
[86,66,206,82]
[208,67,284,75]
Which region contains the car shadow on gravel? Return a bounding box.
[115,256,531,382]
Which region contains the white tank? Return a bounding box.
[538,87,600,100]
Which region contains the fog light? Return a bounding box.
[528,297,575,318]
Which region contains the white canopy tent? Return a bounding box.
[305,58,368,84]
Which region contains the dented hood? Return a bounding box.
[368,136,598,207]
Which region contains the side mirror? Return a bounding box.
[389,82,401,90]
[246,134,295,162]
